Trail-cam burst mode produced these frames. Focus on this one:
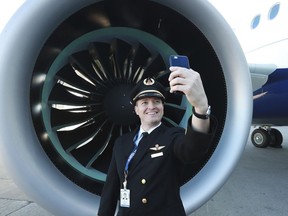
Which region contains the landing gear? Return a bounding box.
[269,128,283,148]
[251,127,283,148]
[251,128,270,148]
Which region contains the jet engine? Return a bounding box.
[0,0,252,215]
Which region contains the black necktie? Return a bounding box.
[139,132,148,144]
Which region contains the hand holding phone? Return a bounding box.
[169,55,190,94]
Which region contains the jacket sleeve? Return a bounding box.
[97,149,120,216]
[173,115,217,163]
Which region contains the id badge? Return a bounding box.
[120,189,130,208]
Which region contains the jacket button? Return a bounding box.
[142,198,147,204]
[141,179,146,184]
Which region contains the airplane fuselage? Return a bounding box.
[253,68,288,126]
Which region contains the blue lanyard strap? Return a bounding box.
[124,144,138,174]
[124,132,147,175]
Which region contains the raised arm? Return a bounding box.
[169,66,210,133]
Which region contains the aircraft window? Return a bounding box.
[268,3,280,20]
[251,14,261,29]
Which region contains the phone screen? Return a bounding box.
[169,55,190,68]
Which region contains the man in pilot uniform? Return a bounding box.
[98,66,217,216]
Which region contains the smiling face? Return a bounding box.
[134,97,164,131]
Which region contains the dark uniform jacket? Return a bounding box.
[98,118,216,216]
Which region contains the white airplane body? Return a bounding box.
[239,1,288,68]
[210,0,288,148]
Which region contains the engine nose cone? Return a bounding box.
[103,83,137,125]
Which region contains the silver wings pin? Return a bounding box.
[150,144,165,151]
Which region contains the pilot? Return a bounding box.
[97,66,217,216]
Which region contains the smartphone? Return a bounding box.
[169,55,190,68]
[169,55,190,94]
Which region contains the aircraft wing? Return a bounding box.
[249,63,277,91]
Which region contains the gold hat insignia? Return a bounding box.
[143,78,155,86]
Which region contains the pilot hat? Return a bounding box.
[130,77,167,105]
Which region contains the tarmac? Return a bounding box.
[1,126,288,216]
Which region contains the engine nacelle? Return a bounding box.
[0,0,252,215]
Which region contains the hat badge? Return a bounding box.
[143,78,155,86]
